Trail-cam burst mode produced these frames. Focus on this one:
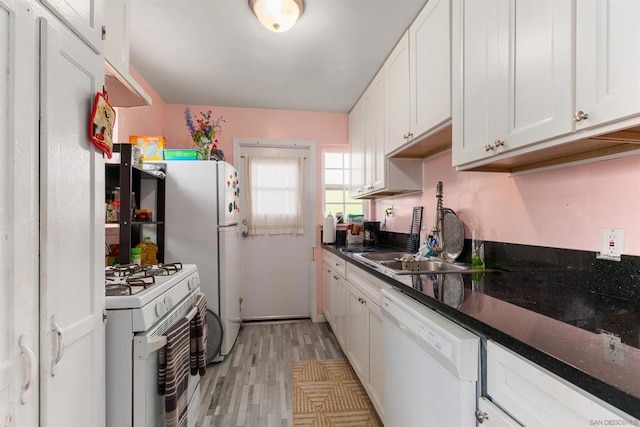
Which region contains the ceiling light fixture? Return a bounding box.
[248,0,304,33]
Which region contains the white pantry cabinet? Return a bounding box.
[486,341,636,426]
[1,1,106,426]
[1,1,39,426]
[575,0,640,131]
[38,0,103,53]
[39,16,106,427]
[452,0,573,168]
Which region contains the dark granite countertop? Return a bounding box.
[323,243,640,420]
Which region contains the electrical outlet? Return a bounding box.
[597,228,624,261]
[601,331,625,365]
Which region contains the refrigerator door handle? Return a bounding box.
[241,218,249,238]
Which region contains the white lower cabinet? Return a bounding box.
[321,250,387,421]
[486,341,636,426]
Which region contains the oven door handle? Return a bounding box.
[135,306,199,360]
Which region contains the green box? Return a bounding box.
[162,149,199,160]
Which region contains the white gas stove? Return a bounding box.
[105,262,202,427]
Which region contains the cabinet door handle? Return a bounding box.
[494,139,505,147]
[18,334,36,404]
[574,110,589,122]
[51,315,65,377]
[408,132,413,138]
[475,410,489,423]
[484,143,495,151]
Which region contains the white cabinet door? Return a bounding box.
[410,0,451,139]
[334,276,348,348]
[322,261,333,324]
[104,0,129,73]
[349,98,365,197]
[576,0,640,130]
[364,71,385,193]
[385,31,411,154]
[452,0,506,166]
[503,0,573,150]
[347,285,369,382]
[452,0,573,167]
[371,71,385,192]
[476,397,520,427]
[487,341,630,426]
[1,1,39,426]
[39,0,104,53]
[367,301,384,422]
[40,20,105,427]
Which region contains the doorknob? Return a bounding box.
[241,218,249,238]
[475,410,489,423]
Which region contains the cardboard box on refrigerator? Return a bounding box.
[129,136,166,160]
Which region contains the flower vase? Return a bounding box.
[197,139,213,160]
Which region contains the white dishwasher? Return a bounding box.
[381,288,479,427]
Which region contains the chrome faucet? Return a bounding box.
[430,181,445,259]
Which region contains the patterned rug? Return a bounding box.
[292,359,383,426]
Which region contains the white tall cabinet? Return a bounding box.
[1,1,106,426]
[1,1,39,425]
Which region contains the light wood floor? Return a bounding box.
[196,320,345,427]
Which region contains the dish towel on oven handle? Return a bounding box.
[190,293,208,376]
[157,317,190,427]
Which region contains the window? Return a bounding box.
[323,151,363,219]
[247,156,305,235]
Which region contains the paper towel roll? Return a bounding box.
[322,215,336,244]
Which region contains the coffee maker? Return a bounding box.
[363,221,380,246]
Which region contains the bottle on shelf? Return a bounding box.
[112,187,121,222]
[136,237,158,265]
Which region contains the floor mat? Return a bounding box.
[292,359,383,427]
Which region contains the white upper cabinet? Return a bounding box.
[386,0,452,157]
[576,0,640,130]
[409,0,451,141]
[349,98,365,197]
[385,31,411,154]
[39,0,104,53]
[452,0,573,167]
[363,71,386,193]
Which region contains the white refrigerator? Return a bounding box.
[163,160,241,360]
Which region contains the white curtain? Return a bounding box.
[246,156,305,235]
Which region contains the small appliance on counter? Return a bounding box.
[363,221,380,246]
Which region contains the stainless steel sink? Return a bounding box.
[352,252,476,275]
[378,259,469,273]
[354,251,412,261]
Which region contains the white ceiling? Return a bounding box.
[128,0,428,113]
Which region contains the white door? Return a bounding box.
[235,139,316,320]
[1,1,39,425]
[40,19,105,427]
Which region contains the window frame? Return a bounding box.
[322,150,363,218]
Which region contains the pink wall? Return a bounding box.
[115,67,349,317]
[114,67,167,142]
[373,151,640,255]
